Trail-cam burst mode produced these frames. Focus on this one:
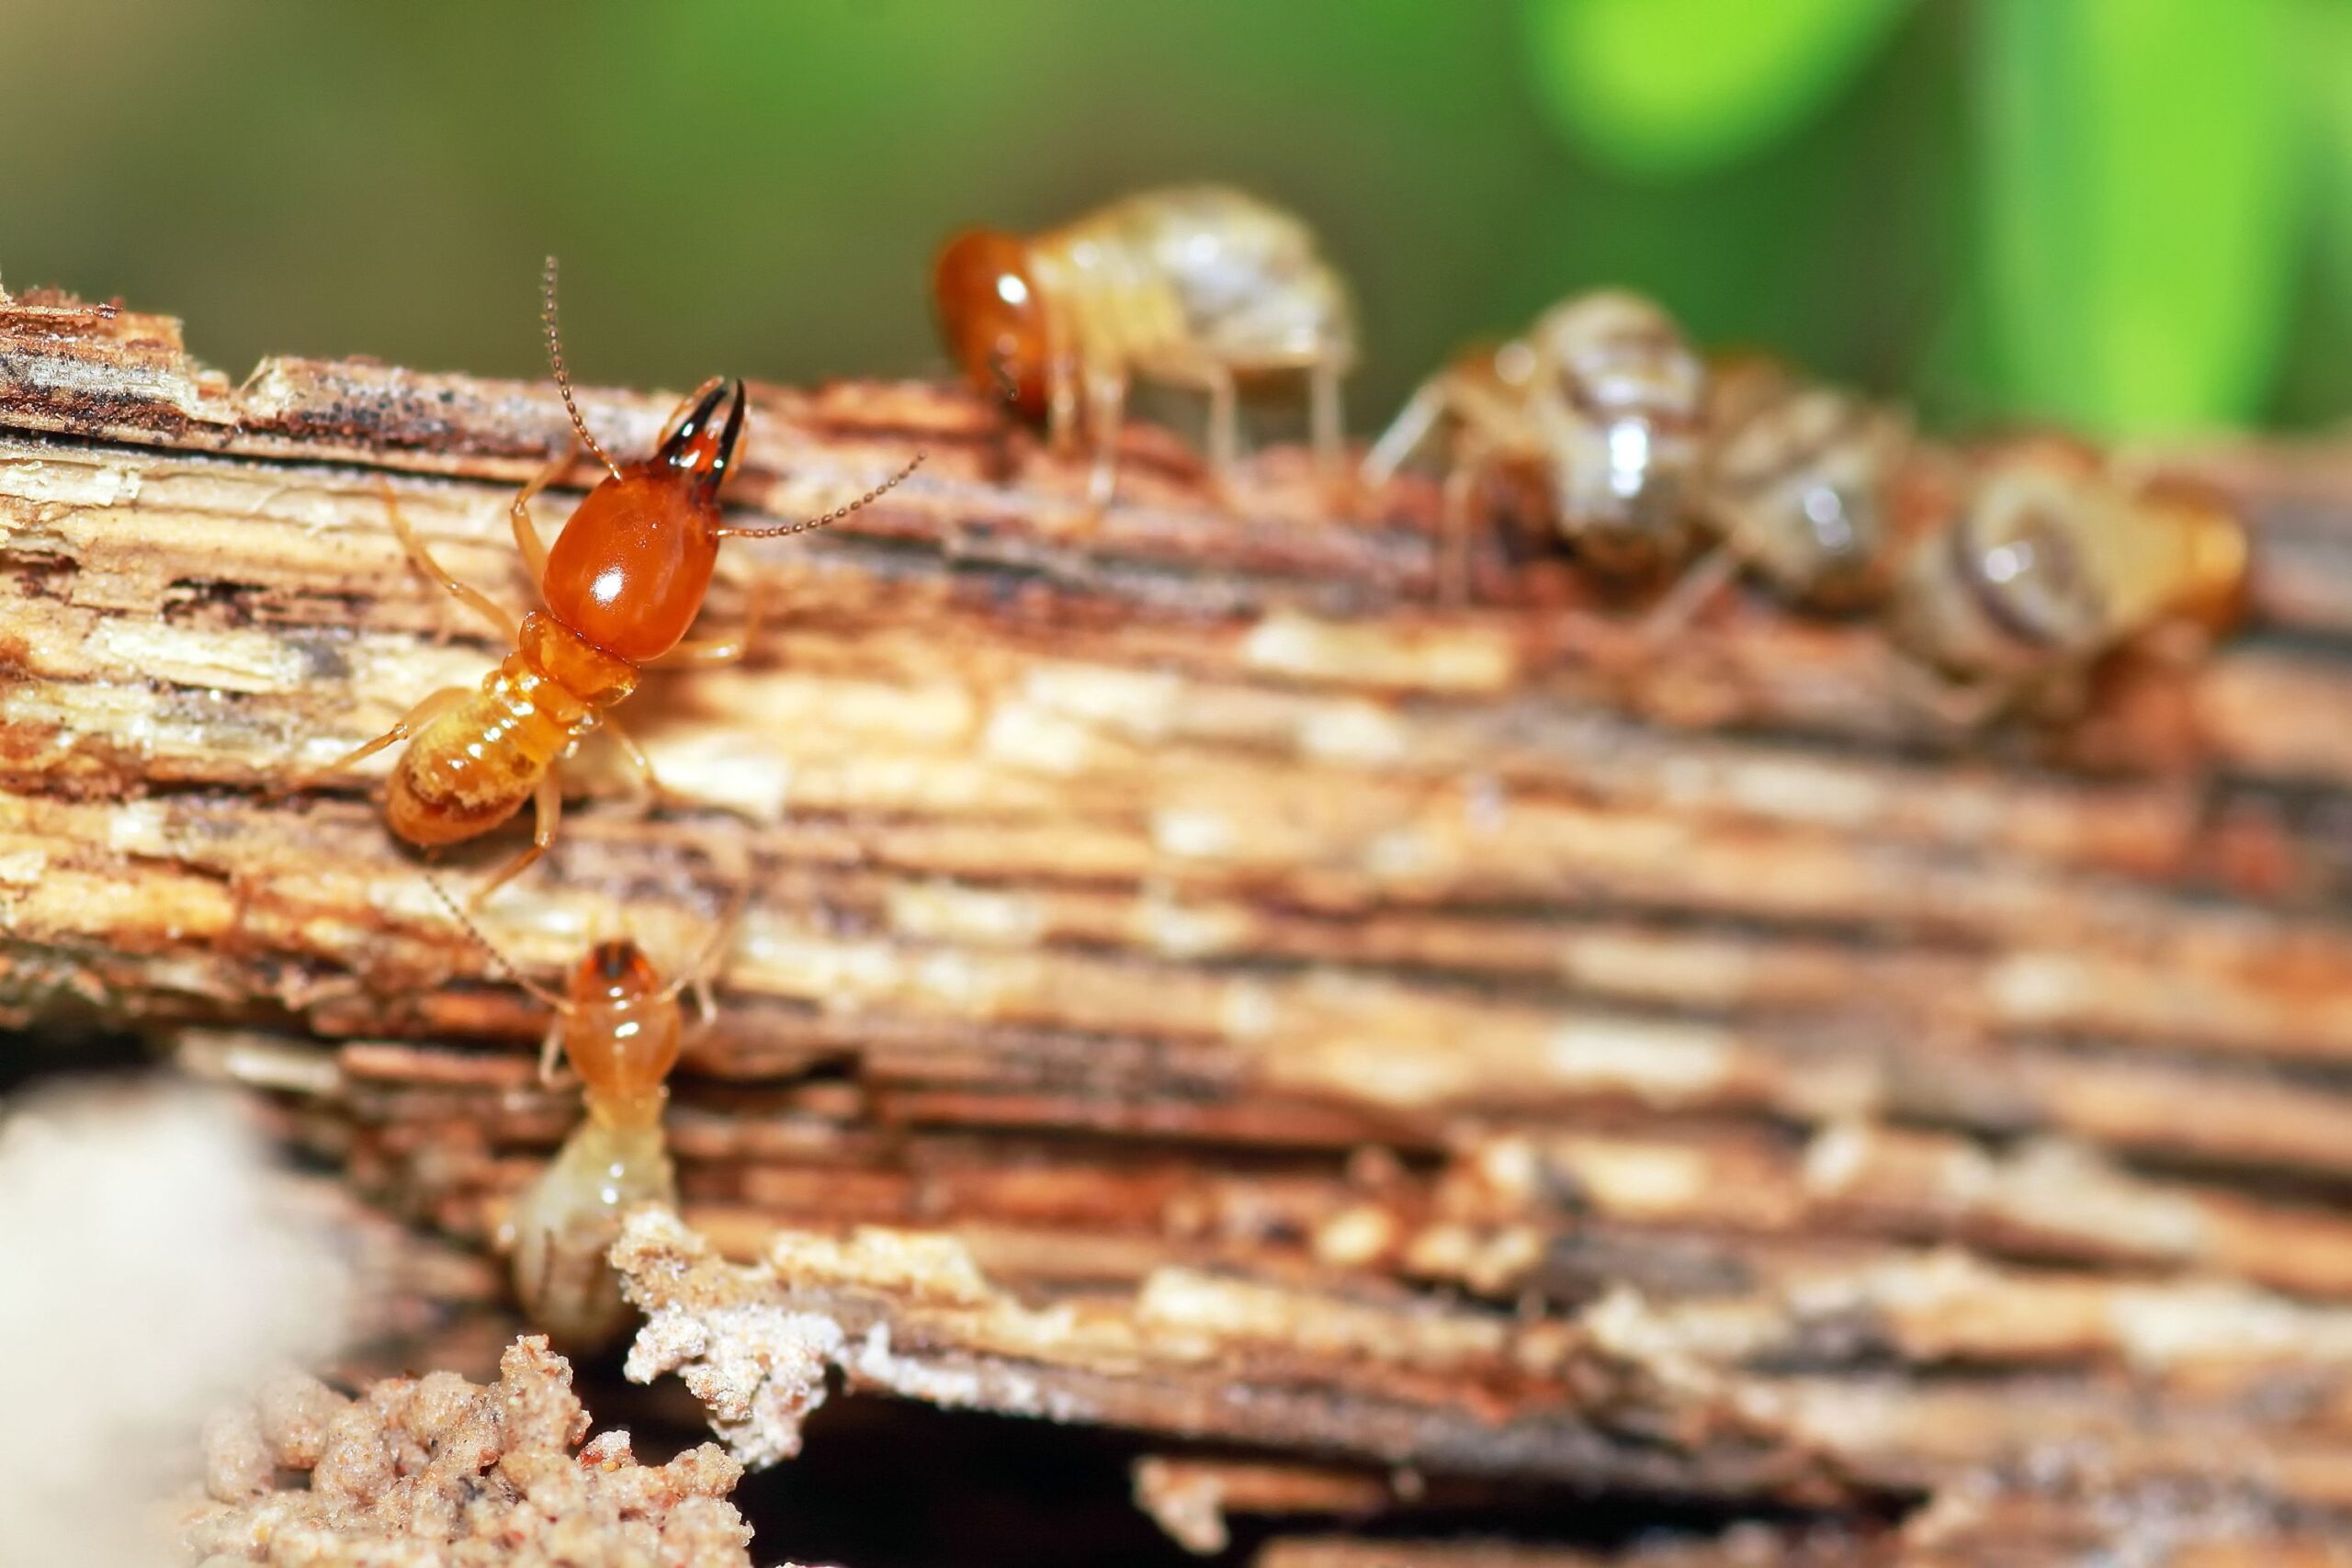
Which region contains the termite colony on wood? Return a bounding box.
[279,186,2252,1351]
[935,184,2250,724]
[1352,284,2248,720]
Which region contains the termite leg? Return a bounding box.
[1361,376,1450,490]
[509,445,577,588]
[1637,543,1742,647]
[672,842,752,1029]
[382,479,520,644]
[469,773,564,908]
[599,715,671,812]
[1887,658,2018,732]
[1200,365,1239,484]
[280,685,469,795]
[1046,355,1080,453]
[1931,678,2017,732]
[684,887,748,1031]
[537,1013,567,1088]
[651,571,767,669]
[1083,369,1128,511]
[1154,357,1241,496]
[1439,462,1481,609]
[1307,361,1347,484]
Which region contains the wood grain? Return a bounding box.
[10,281,2352,1564]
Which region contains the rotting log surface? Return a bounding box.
[10,285,2352,1563]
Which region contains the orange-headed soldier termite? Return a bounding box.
[288,258,921,904]
[429,871,742,1349]
[933,185,1357,509]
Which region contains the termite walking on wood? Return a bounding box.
[1362,289,1707,603]
[429,874,743,1349]
[1642,356,1917,637]
[1885,436,2248,725]
[287,258,921,904]
[933,184,1358,508]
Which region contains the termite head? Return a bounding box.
[540,377,746,663]
[933,227,1050,417]
[532,256,917,662]
[560,939,683,1127]
[572,938,665,1008]
[425,872,696,1132]
[529,256,749,663]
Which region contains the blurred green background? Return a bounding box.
[2,0,2343,439]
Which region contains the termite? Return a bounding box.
[1884,436,2248,724]
[1644,356,1917,636]
[933,184,1357,507]
[288,258,920,904]
[430,874,741,1349]
[1362,289,1707,602]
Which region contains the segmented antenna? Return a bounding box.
[715,451,926,539]
[655,874,753,1005]
[541,255,623,482]
[424,870,570,1012]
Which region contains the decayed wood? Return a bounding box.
[12,285,2352,1562]
[609,1208,1846,1498]
[599,1204,2352,1552]
[1253,1516,2352,1568]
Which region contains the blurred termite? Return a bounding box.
[1885,436,2249,724]
[933,184,1358,507]
[1362,289,1707,602]
[430,872,744,1349]
[286,258,920,904]
[1645,355,1917,635]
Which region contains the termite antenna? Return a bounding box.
[715,451,926,540]
[655,875,752,1006]
[541,255,624,483]
[424,870,571,1011]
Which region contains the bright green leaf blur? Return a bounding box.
[1521,0,1916,177]
[0,1,2338,439]
[1976,0,2304,434]
[2294,0,2352,336]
